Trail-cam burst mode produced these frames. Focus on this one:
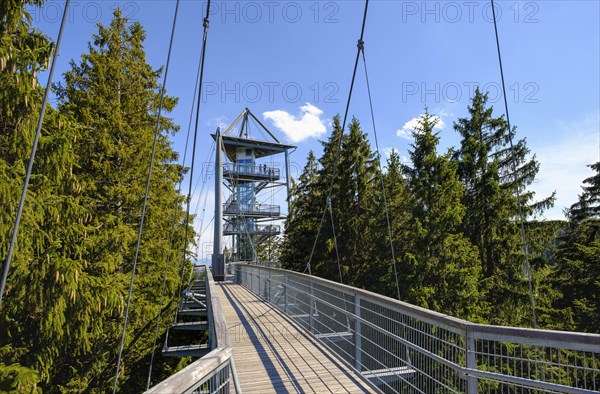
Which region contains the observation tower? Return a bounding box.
[211,108,295,281]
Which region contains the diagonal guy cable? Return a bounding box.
[113,1,182,391]
[0,0,71,306]
[490,0,537,328]
[361,48,402,300]
[144,0,183,389]
[305,0,370,276]
[178,0,212,321]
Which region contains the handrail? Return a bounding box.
[236,264,600,394]
[223,202,280,216]
[223,163,280,179]
[224,222,280,234]
[145,266,241,394]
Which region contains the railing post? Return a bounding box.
[230,357,242,394]
[207,276,215,349]
[253,269,256,291]
[284,274,288,314]
[266,269,271,302]
[309,279,314,334]
[466,326,477,394]
[354,294,362,371]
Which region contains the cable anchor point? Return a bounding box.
[357,39,365,51]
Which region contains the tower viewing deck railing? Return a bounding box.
[224,222,281,235]
[235,265,600,394]
[223,202,280,217]
[223,163,280,180]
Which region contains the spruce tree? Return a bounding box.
[1,9,191,391]
[328,117,381,289]
[553,162,600,332]
[373,150,413,298]
[281,116,383,292]
[567,162,600,222]
[287,116,344,280]
[452,88,555,326]
[280,150,321,272]
[312,116,344,280]
[0,2,79,391]
[55,10,190,391]
[402,111,485,320]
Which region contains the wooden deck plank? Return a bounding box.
[216,282,375,393]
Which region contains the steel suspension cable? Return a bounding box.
[178,0,212,309]
[147,24,204,373]
[490,0,538,328]
[327,197,343,283]
[360,49,402,300]
[305,0,370,276]
[166,41,205,329]
[191,139,216,198]
[0,0,71,306]
[189,141,216,277]
[112,1,182,391]
[142,0,183,389]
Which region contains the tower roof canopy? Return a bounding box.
[211,108,295,161]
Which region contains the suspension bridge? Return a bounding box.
[142,263,599,393]
[1,0,599,393]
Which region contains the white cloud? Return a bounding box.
[263,103,327,143]
[437,108,455,119]
[396,114,445,139]
[207,115,229,131]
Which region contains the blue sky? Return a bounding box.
[30,1,599,259]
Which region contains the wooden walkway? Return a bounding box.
[216,281,375,393]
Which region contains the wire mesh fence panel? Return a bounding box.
[472,332,600,393]
[235,265,600,394]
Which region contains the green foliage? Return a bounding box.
[401,111,486,320]
[1,1,45,34]
[0,362,40,394]
[376,149,412,298]
[256,233,282,263]
[281,150,321,272]
[567,162,600,222]
[1,7,193,392]
[282,116,385,291]
[326,117,381,288]
[280,93,591,331]
[553,162,600,333]
[452,88,555,326]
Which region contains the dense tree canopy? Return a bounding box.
[554,162,600,332]
[281,96,594,333]
[451,88,556,326]
[400,112,485,320]
[1,8,194,392]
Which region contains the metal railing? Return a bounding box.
[223,202,280,217]
[146,266,241,394]
[224,222,280,235]
[235,265,600,394]
[223,163,280,179]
